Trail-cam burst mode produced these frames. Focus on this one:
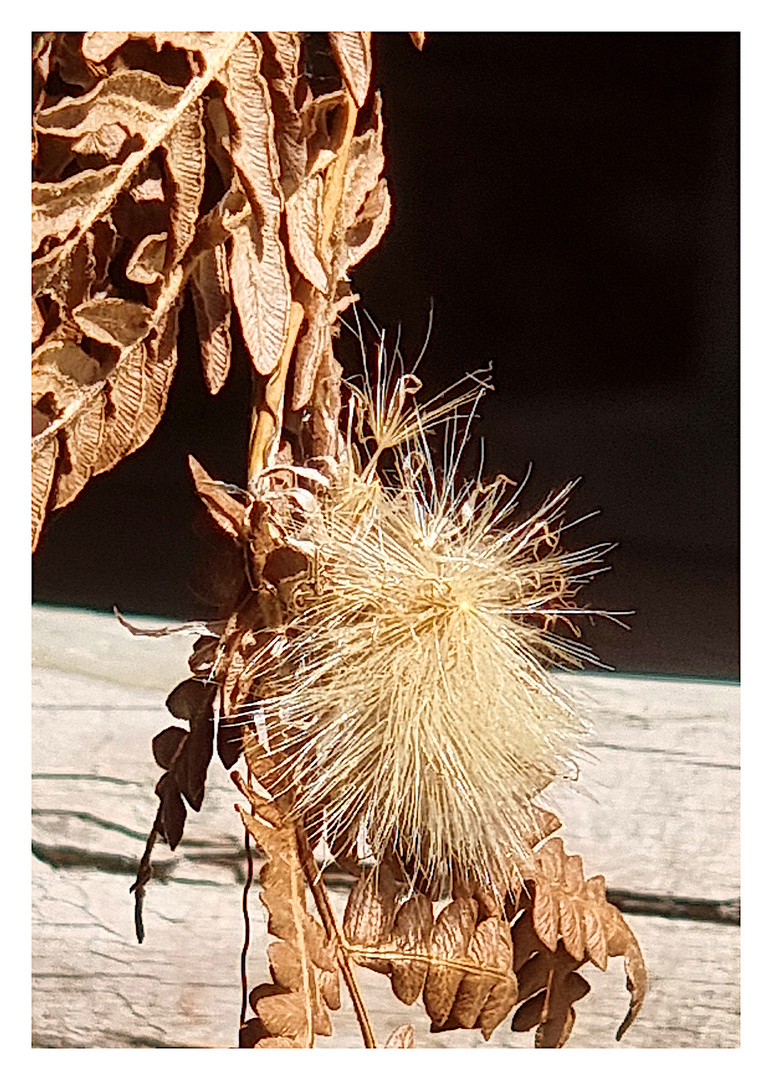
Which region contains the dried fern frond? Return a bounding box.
[228,350,617,894]
[234,768,341,1048]
[31,31,390,549]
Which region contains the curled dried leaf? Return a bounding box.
[224,34,291,378]
[329,32,372,107]
[72,298,153,349]
[189,243,232,393]
[32,165,122,254]
[510,836,647,1046]
[188,455,245,539]
[126,232,167,284]
[31,440,57,549]
[36,70,183,145]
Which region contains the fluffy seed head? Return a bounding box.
[242,343,612,891]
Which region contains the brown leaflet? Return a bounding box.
[162,98,207,269]
[260,32,307,196]
[434,917,516,1035]
[91,305,180,478]
[235,778,340,1048]
[32,165,122,254]
[32,340,103,401]
[302,341,344,461]
[52,343,103,385]
[224,34,291,378]
[511,931,591,1049]
[188,455,245,540]
[222,36,283,222]
[228,213,291,376]
[291,289,332,412]
[126,303,180,456]
[423,898,479,1025]
[384,1024,415,1048]
[285,173,329,292]
[605,901,647,1040]
[129,170,165,203]
[72,298,153,350]
[511,836,647,1045]
[531,837,606,961]
[33,229,96,310]
[31,439,58,550]
[204,94,235,190]
[35,70,184,145]
[529,808,563,848]
[52,393,106,510]
[92,342,147,474]
[342,873,518,1042]
[390,894,433,1005]
[328,33,373,108]
[343,178,391,272]
[31,345,106,529]
[70,123,130,161]
[82,31,240,65]
[342,865,404,975]
[150,32,240,58]
[189,243,232,393]
[335,93,385,239]
[80,32,129,62]
[409,33,426,51]
[131,675,219,931]
[126,232,168,285]
[163,678,217,812]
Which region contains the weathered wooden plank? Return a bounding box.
[551,671,739,901]
[31,605,740,1048]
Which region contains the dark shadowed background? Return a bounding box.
[32,31,739,679]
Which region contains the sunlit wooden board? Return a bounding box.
[31,605,739,1049]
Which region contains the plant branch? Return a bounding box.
[295,825,377,1049]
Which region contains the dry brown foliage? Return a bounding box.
[32,31,647,1048]
[234,768,341,1048]
[225,760,645,1047]
[32,31,389,548]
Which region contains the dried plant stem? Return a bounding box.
[319,91,357,251]
[248,298,305,480]
[295,826,377,1049]
[239,770,255,1033]
[130,807,162,944]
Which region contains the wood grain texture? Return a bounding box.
[31,606,739,1048]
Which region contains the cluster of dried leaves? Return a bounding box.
[229,761,645,1047]
[31,31,646,1048]
[32,30,396,549]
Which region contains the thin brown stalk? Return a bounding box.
[248,298,305,481]
[295,825,377,1049]
[239,769,255,1033]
